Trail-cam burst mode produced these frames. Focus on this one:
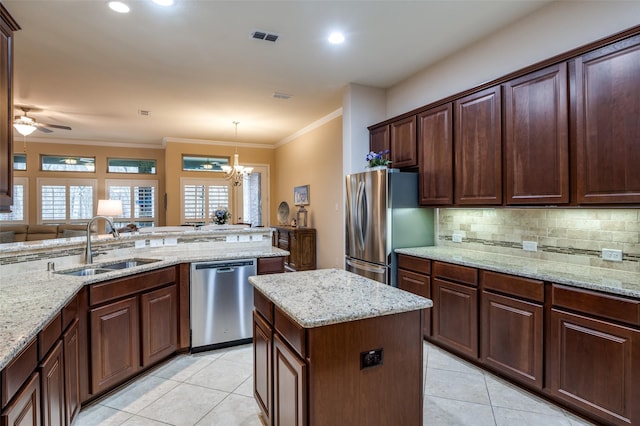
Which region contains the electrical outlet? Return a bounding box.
[522,241,537,252]
[602,248,623,262]
[452,232,463,243]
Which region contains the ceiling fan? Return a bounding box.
[13,107,72,136]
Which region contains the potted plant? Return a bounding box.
[366,150,391,169]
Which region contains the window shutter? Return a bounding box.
[41,185,67,221]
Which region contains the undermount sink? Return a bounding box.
[56,258,161,276]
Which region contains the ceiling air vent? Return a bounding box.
[251,30,279,43]
[272,92,292,100]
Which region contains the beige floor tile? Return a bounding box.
[423,395,496,426]
[233,376,255,397]
[493,406,572,426]
[120,415,172,425]
[196,394,262,426]
[136,383,228,426]
[74,404,134,425]
[218,344,254,366]
[425,367,491,405]
[186,358,252,392]
[484,374,565,416]
[100,375,179,414]
[427,346,485,376]
[151,353,216,382]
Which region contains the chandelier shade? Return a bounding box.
[222,121,252,186]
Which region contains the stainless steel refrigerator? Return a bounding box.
[345,168,434,286]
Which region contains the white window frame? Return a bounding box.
[180,177,232,225]
[105,179,159,228]
[0,177,29,224]
[37,178,97,224]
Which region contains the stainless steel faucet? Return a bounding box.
[85,215,120,264]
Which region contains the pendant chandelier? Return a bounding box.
[222,121,253,186]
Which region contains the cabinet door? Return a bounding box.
[140,285,177,367]
[253,312,272,425]
[432,278,478,358]
[504,63,569,205]
[575,34,640,204]
[273,334,306,426]
[390,116,417,168]
[40,341,65,426]
[481,291,543,389]
[63,319,80,425]
[295,231,316,271]
[0,6,18,213]
[90,296,140,394]
[398,269,431,337]
[0,372,40,426]
[418,103,453,205]
[548,309,640,425]
[369,125,389,157]
[454,86,502,205]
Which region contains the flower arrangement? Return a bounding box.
[212,208,231,225]
[366,150,391,168]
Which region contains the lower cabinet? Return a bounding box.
[252,312,272,425]
[90,296,141,395]
[40,341,65,426]
[62,320,80,424]
[140,285,177,367]
[0,372,40,426]
[272,334,306,426]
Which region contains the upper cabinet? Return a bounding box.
[418,104,453,205]
[454,86,502,205]
[369,125,389,157]
[390,115,417,168]
[0,5,19,213]
[575,34,640,204]
[504,63,569,205]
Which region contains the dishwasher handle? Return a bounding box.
[193,259,256,270]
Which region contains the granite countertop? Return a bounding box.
[249,268,432,328]
[396,246,640,299]
[0,242,288,371]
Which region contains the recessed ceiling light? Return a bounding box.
[152,0,174,6]
[328,32,345,44]
[108,1,130,13]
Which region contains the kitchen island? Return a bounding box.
[249,269,432,426]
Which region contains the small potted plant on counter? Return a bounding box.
[212,208,231,225]
[366,150,391,169]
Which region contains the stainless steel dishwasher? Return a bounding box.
[190,259,257,352]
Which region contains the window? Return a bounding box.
[108,158,157,174]
[37,178,97,223]
[181,178,231,224]
[41,155,95,172]
[182,155,230,172]
[105,179,158,228]
[0,177,28,223]
[13,154,26,171]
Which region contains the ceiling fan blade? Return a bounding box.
[41,123,72,130]
[36,126,53,133]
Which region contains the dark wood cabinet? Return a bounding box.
[272,226,316,271]
[431,262,478,358]
[257,256,285,275]
[0,372,40,426]
[397,254,432,337]
[62,320,80,425]
[253,311,272,426]
[575,34,640,204]
[40,342,64,426]
[273,334,306,426]
[454,86,502,205]
[90,296,140,395]
[369,125,389,157]
[480,271,544,390]
[418,104,453,205]
[140,285,177,367]
[504,63,569,205]
[390,115,417,168]
[0,5,19,213]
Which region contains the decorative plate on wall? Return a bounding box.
[277,201,290,225]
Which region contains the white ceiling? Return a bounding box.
[5,0,552,147]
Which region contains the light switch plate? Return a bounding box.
[602,248,623,262]
[452,232,463,243]
[522,241,538,252]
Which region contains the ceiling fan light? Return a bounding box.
[152,0,174,6]
[108,1,130,13]
[13,123,37,136]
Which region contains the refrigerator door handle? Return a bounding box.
[355,180,367,250]
[345,258,386,274]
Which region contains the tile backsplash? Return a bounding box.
[438,208,639,273]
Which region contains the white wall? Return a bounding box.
[386,1,640,117]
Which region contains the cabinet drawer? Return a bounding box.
[552,284,640,327]
[257,257,285,275]
[90,267,176,306]
[480,270,544,303]
[274,307,306,358]
[38,312,62,361]
[254,289,274,325]
[398,255,431,275]
[62,293,79,330]
[1,339,37,408]
[398,269,430,298]
[433,261,478,287]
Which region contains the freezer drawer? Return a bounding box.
[345,257,389,285]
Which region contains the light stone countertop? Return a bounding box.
[395,246,640,299]
[249,269,432,328]
[0,241,288,371]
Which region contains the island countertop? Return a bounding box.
[249,268,432,328]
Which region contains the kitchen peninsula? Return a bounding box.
[250,269,432,426]
[0,226,288,425]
